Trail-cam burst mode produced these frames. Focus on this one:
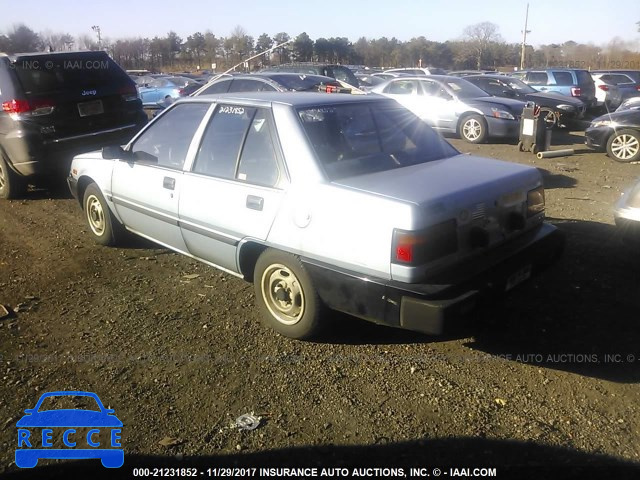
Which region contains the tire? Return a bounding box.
[459,114,488,144]
[0,152,26,200]
[532,144,539,155]
[606,129,640,163]
[83,183,124,246]
[253,249,324,339]
[517,141,525,152]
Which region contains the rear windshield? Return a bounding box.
[576,70,595,86]
[12,53,131,95]
[298,102,458,181]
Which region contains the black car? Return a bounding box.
[465,74,586,126]
[259,63,359,88]
[0,51,147,199]
[193,72,352,96]
[585,109,640,163]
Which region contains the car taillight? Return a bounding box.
[318,84,351,94]
[636,85,640,91]
[2,99,31,114]
[570,87,581,97]
[391,220,458,265]
[119,85,139,101]
[2,99,54,116]
[598,85,609,91]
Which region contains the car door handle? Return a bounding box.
[163,176,175,190]
[246,195,264,211]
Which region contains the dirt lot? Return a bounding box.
[1,129,640,479]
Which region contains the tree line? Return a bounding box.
[1,22,639,73]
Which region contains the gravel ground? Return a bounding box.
[1,129,640,479]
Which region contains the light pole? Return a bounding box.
[520,3,531,70]
[91,25,102,50]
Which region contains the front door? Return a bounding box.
[110,102,210,251]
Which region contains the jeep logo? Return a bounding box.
[82,90,97,96]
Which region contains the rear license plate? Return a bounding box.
[78,100,104,117]
[505,264,532,291]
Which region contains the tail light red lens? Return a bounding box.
[2,99,54,116]
[2,99,31,114]
[570,87,581,97]
[597,85,609,91]
[392,220,458,265]
[119,85,139,101]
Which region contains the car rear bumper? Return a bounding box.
[303,223,564,335]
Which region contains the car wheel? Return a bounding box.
[517,141,525,152]
[83,183,124,246]
[254,249,324,339]
[606,129,640,163]
[0,152,26,200]
[459,114,487,144]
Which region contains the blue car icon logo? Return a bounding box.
[15,391,123,468]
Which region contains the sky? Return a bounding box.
[1,0,639,47]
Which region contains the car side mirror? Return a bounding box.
[105,408,115,414]
[24,409,35,414]
[102,145,128,160]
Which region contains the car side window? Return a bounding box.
[130,103,210,169]
[193,105,256,179]
[385,80,419,95]
[199,80,231,95]
[237,110,280,187]
[552,71,573,86]
[418,80,440,96]
[229,79,263,92]
[527,72,548,85]
[483,80,507,95]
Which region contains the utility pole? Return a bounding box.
[91,25,102,50]
[520,3,530,70]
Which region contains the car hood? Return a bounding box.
[332,153,540,208]
[591,109,640,127]
[17,410,123,427]
[466,96,526,113]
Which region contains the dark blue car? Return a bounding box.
[15,391,123,468]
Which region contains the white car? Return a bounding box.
[68,93,563,339]
[591,73,623,111]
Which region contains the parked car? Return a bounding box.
[510,69,597,110]
[448,70,499,77]
[614,178,640,244]
[592,70,640,84]
[355,73,386,90]
[591,72,640,103]
[384,67,448,76]
[371,71,411,80]
[0,50,147,199]
[369,75,526,143]
[591,74,623,112]
[617,97,640,112]
[260,63,360,88]
[137,76,198,106]
[68,93,563,339]
[464,74,586,126]
[585,108,640,162]
[193,73,354,96]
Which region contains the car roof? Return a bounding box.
[179,91,390,108]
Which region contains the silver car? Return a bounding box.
[370,75,526,143]
[68,93,563,339]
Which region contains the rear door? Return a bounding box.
[110,102,210,251]
[179,103,286,273]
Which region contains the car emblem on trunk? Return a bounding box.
[82,90,97,96]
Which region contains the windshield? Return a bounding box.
[37,395,101,412]
[445,78,490,99]
[298,102,458,181]
[502,77,536,93]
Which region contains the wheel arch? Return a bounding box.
[237,240,269,282]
